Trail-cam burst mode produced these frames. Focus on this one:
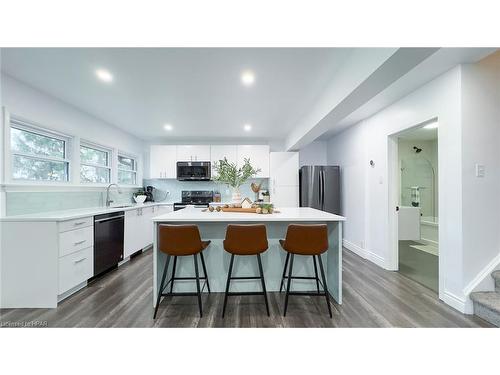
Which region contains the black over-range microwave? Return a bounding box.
[176,161,211,181]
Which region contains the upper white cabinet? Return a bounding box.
[150,145,176,179]
[237,145,270,178]
[177,145,211,161]
[210,145,238,170]
[270,152,299,186]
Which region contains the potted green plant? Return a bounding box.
[212,157,261,203]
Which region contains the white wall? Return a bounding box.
[461,52,500,292]
[299,140,327,166]
[327,66,464,308]
[1,74,146,184]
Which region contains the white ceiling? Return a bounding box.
[1,48,353,142]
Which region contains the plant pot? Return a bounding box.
[231,188,241,204]
[134,195,147,204]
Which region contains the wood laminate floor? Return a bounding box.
[0,249,492,328]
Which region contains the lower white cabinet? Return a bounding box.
[58,246,93,294]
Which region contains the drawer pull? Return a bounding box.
[74,240,87,246]
[74,221,87,226]
[74,258,87,264]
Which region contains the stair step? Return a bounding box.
[470,291,500,327]
[492,271,500,293]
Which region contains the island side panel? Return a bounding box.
[326,221,342,304]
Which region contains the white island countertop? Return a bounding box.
[0,201,175,222]
[153,207,345,222]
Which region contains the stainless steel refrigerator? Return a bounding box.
[299,165,341,214]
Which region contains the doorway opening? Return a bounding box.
[390,119,439,292]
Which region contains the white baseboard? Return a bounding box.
[442,290,467,314]
[343,239,387,269]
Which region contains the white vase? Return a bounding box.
[231,188,241,204]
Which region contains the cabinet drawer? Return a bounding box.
[59,226,94,257]
[59,217,93,233]
[58,246,93,294]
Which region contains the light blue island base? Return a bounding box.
[152,216,343,308]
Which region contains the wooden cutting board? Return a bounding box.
[221,207,258,213]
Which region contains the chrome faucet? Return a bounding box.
[105,183,122,207]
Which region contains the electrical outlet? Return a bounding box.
[475,164,485,177]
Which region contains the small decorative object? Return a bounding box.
[251,182,262,202]
[260,203,274,214]
[208,206,215,212]
[241,197,253,209]
[212,157,261,203]
[262,190,270,203]
[133,190,147,204]
[213,191,222,203]
[256,207,262,214]
[216,206,222,212]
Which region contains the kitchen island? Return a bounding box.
[152,207,345,307]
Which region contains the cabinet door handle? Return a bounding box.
[74,221,86,226]
[74,240,87,246]
[74,257,87,264]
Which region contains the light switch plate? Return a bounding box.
[475,164,485,177]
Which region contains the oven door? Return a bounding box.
[176,162,211,181]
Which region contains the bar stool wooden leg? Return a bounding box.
[312,255,320,294]
[154,255,171,319]
[280,252,290,293]
[200,251,211,293]
[170,256,177,294]
[256,254,270,316]
[283,254,294,317]
[193,254,203,318]
[317,254,333,318]
[222,254,235,318]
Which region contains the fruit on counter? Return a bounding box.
[216,206,222,212]
[255,207,262,214]
[208,206,215,212]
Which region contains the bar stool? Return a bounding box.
[222,224,270,318]
[279,224,332,318]
[153,224,211,319]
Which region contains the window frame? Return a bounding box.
[79,141,112,184]
[9,118,72,183]
[117,153,138,185]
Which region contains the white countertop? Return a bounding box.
[153,207,345,222]
[0,201,175,222]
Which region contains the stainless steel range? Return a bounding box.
[173,190,213,211]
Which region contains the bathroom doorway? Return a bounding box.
[392,120,439,292]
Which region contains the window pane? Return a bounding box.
[118,170,136,185]
[11,127,65,159]
[13,155,68,181]
[80,145,108,166]
[80,165,110,183]
[118,155,135,171]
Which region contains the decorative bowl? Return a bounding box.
[133,195,147,204]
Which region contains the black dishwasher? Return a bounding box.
[94,211,124,276]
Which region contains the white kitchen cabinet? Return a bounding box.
[237,145,270,178]
[150,145,177,178]
[124,206,168,258]
[176,145,211,161]
[58,246,93,294]
[211,145,238,175]
[270,152,299,207]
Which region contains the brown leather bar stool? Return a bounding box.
[153,224,211,319]
[279,224,332,318]
[222,224,270,318]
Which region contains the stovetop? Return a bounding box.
[175,190,213,205]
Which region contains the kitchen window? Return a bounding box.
[10,119,70,182]
[80,143,111,183]
[117,154,137,185]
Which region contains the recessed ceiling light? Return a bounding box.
[95,69,113,83]
[424,121,438,129]
[164,124,173,131]
[243,124,252,132]
[241,70,255,86]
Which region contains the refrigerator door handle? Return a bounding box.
[319,169,324,210]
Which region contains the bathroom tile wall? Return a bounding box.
[143,178,269,203]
